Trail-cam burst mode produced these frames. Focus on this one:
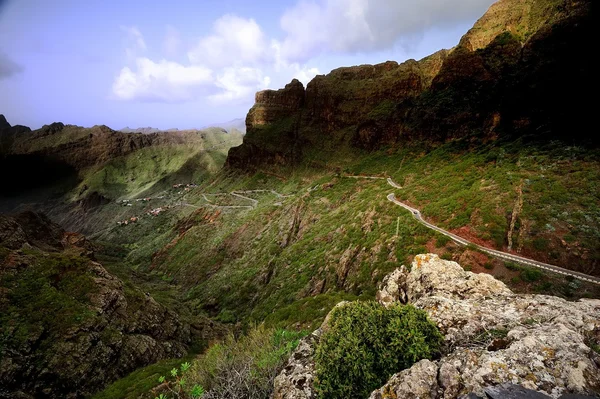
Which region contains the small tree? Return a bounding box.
[314,301,443,399]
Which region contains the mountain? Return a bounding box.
[204,118,246,134]
[0,211,222,398]
[0,117,243,230]
[2,0,600,397]
[120,127,165,134]
[227,0,594,168]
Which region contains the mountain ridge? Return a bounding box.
[226,0,594,169]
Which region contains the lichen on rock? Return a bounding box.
[370,254,600,398]
[272,254,600,399]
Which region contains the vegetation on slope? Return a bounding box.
[315,301,443,399]
[95,326,304,399]
[89,136,599,342]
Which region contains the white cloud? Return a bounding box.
[279,0,494,62]
[210,66,271,103]
[294,66,320,85]
[163,25,182,57]
[188,15,269,68]
[115,0,487,105]
[271,40,320,86]
[113,18,276,104]
[121,25,147,58]
[112,58,213,102]
[0,52,23,79]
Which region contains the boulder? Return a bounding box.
[370,254,600,398]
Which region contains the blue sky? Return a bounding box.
[0,0,495,130]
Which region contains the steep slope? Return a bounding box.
[0,212,218,398]
[0,117,243,232]
[222,0,598,279]
[227,0,594,169]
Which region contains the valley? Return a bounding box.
[1,0,599,397]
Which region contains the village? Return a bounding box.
[116,183,195,226]
[115,182,293,227]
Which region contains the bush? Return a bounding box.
[521,267,543,282]
[441,252,453,261]
[504,262,521,271]
[435,235,451,248]
[314,301,443,399]
[180,326,305,399]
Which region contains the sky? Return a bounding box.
[0,0,495,130]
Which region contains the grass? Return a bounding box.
[91,353,200,399]
[0,249,99,350]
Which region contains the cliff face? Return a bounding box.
[0,212,208,398]
[227,0,594,168]
[7,122,209,170]
[227,79,305,168]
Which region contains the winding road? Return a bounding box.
[383,180,600,285]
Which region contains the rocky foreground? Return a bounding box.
[274,254,600,398]
[0,212,222,398]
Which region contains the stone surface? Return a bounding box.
[274,253,600,398]
[272,332,320,399]
[369,359,440,399]
[370,254,600,398]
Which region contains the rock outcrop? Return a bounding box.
[227,79,306,168]
[272,332,320,399]
[227,0,595,168]
[273,254,600,399]
[370,254,600,398]
[0,114,31,154]
[0,212,209,398]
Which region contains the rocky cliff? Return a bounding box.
[0,212,212,398]
[4,119,210,170]
[227,0,594,168]
[273,254,600,398]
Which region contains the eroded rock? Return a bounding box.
[272,332,320,399]
[370,254,600,398]
[274,253,600,398]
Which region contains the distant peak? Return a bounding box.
[0,114,10,129]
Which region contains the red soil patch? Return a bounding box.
[450,225,497,249]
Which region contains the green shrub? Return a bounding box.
[314,301,443,399]
[441,252,453,261]
[435,235,451,248]
[504,262,521,271]
[532,237,549,251]
[181,326,305,399]
[521,267,543,282]
[483,262,494,270]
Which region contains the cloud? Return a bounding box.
[163,25,182,57]
[294,66,320,85]
[121,25,147,58]
[112,58,214,102]
[188,15,269,68]
[271,40,320,86]
[210,66,271,103]
[279,0,494,62]
[111,16,320,104]
[0,52,23,79]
